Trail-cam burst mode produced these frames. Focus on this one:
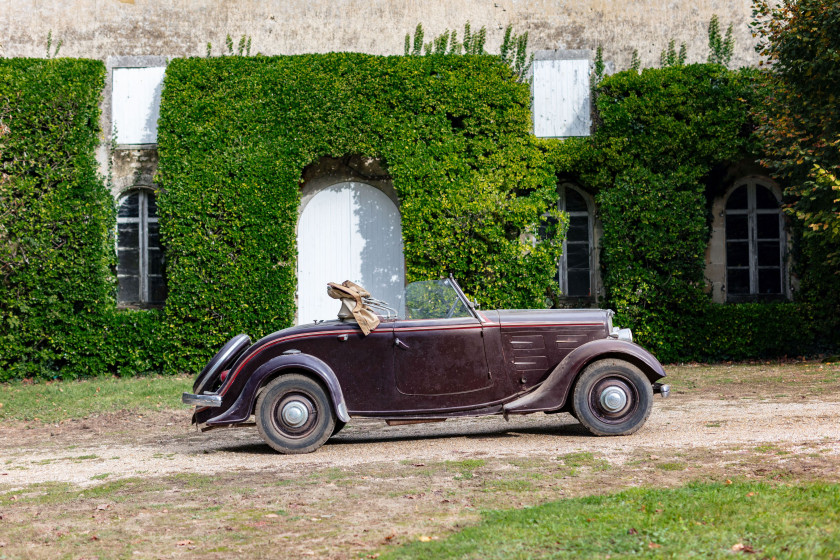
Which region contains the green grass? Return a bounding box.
[379,482,840,559]
[666,361,840,396]
[0,375,193,422]
[557,452,610,472]
[444,459,487,480]
[656,462,686,471]
[482,479,536,493]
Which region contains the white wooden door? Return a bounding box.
[297,182,404,324]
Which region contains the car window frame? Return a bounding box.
[447,275,483,323]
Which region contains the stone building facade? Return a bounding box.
[3,0,757,69]
[5,1,783,309]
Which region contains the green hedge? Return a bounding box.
[0,59,114,380]
[156,54,564,372]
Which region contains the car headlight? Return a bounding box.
[609,327,633,343]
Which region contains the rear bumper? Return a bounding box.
[182,392,222,407]
[653,383,670,398]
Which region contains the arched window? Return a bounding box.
[116,190,166,306]
[558,183,594,298]
[725,179,784,300]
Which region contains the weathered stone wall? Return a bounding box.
[2,0,759,70]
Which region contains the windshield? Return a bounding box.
[402,279,472,320]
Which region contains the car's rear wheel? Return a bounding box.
[572,359,653,436]
[256,374,336,454]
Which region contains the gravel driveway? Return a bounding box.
[3,393,838,486]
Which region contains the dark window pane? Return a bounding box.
[755,186,779,209]
[148,221,161,248]
[117,223,139,248]
[726,241,750,268]
[565,188,588,212]
[725,214,748,240]
[567,216,589,242]
[118,249,140,276]
[758,268,782,294]
[758,241,781,267]
[566,243,589,269]
[756,213,780,240]
[149,276,167,304]
[567,269,590,297]
[726,186,748,210]
[147,193,158,218]
[118,193,139,218]
[118,276,139,303]
[148,248,165,275]
[727,268,750,294]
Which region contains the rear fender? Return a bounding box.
[503,339,666,415]
[207,353,350,425]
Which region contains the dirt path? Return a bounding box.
[2,394,838,486]
[1,380,839,560]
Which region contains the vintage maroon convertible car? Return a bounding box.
[183,278,669,454]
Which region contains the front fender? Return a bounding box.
[503,339,666,415]
[206,353,350,425]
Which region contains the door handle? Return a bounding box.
[337,334,349,341]
[395,337,410,350]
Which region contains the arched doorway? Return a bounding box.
[297,181,404,324]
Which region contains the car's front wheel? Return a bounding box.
[572,359,653,436]
[256,374,336,454]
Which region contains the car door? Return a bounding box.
[393,315,492,400]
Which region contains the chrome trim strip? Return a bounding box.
[182,392,222,407]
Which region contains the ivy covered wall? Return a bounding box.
[0,59,114,380]
[155,53,565,373]
[0,59,172,381]
[546,64,840,362]
[1,55,837,380]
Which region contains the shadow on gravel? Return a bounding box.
[200,418,591,455]
[211,442,278,455]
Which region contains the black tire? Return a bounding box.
[572,359,653,436]
[256,374,336,454]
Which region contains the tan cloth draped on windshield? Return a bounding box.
[327,280,380,335]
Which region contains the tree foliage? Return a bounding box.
[752,0,840,269]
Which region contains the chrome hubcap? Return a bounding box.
[281,400,309,427]
[600,387,628,412]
